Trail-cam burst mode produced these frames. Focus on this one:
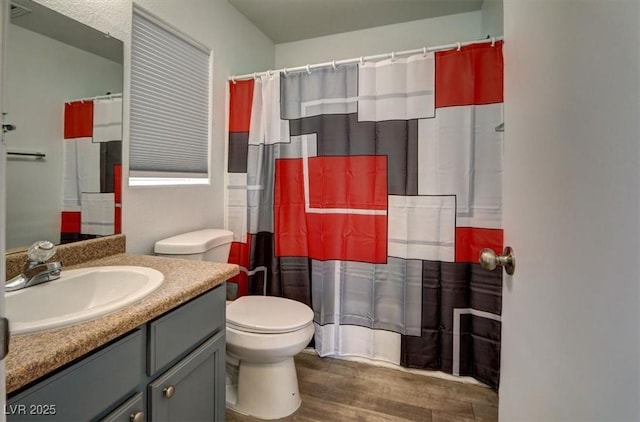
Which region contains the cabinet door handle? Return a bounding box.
[163,385,176,399]
[129,411,144,422]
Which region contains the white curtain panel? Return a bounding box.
[418,103,503,227]
[358,53,435,122]
[62,138,100,211]
[387,195,456,262]
[226,172,248,243]
[248,73,290,145]
[80,192,114,235]
[92,98,123,143]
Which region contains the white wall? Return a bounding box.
[481,0,503,37]
[5,24,122,249]
[275,11,481,69]
[500,0,640,420]
[35,0,275,253]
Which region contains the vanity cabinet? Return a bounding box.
[6,330,145,421]
[146,285,226,422]
[148,332,225,421]
[7,284,226,422]
[102,394,144,422]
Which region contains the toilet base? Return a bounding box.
[227,357,302,420]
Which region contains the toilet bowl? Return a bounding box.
[155,229,315,420]
[226,295,314,419]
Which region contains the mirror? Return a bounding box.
[4,0,124,251]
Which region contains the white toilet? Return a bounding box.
[154,229,315,420]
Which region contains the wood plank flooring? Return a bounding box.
[226,353,498,422]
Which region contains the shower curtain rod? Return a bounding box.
[67,92,123,104]
[229,36,503,82]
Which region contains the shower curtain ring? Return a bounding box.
[457,42,462,51]
[306,64,311,75]
[231,76,236,84]
[253,72,257,80]
[491,36,496,47]
[332,60,337,70]
[283,67,288,77]
[391,51,396,61]
[423,47,427,57]
[360,56,364,65]
[268,70,273,79]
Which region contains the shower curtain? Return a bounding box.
[226,41,504,388]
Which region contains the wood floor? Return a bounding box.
[226,353,498,422]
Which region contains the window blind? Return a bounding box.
[130,9,211,177]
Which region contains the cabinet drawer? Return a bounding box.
[100,393,143,422]
[148,285,225,375]
[148,331,225,422]
[8,330,144,422]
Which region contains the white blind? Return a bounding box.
[130,9,210,176]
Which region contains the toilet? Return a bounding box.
[154,229,315,420]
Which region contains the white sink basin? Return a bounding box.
[6,266,164,335]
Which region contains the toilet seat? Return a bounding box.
[227,296,314,334]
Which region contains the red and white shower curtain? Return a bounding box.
[226,42,504,388]
[62,99,122,243]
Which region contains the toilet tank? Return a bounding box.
[154,229,234,262]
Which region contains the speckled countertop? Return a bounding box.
[6,253,239,394]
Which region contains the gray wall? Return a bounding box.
[275,11,482,69]
[481,0,503,37]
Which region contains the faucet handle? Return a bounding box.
[27,240,56,263]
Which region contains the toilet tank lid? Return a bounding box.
[154,229,234,255]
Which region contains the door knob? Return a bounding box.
[479,246,515,275]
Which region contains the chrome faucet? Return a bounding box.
[5,241,63,292]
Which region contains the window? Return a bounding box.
[129,7,212,186]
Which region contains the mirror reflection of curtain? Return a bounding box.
[226,42,504,389]
[61,97,122,243]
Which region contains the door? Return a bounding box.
[500,1,640,420]
[0,0,8,419]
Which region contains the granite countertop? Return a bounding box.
[6,253,239,394]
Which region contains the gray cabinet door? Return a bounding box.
[100,393,144,422]
[8,330,144,422]
[148,331,225,422]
